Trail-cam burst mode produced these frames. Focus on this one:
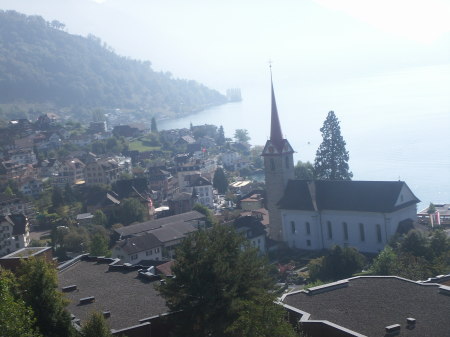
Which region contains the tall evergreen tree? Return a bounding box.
[314,111,352,180]
[217,125,225,145]
[213,167,228,194]
[151,117,158,133]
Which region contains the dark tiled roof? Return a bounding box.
[115,211,204,238]
[234,216,267,239]
[278,180,419,213]
[58,260,168,330]
[282,276,450,337]
[115,233,162,254]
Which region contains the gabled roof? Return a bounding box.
[278,180,419,213]
[234,215,267,239]
[115,233,162,254]
[115,210,204,238]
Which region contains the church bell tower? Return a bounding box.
[261,72,295,241]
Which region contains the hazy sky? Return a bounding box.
[1,0,449,92]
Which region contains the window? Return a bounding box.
[359,223,365,242]
[285,156,290,168]
[131,254,138,260]
[376,224,382,243]
[343,222,348,241]
[306,239,311,247]
[146,250,152,256]
[327,221,333,239]
[270,159,275,171]
[306,222,311,235]
[291,221,296,234]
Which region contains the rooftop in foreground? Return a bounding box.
[282,276,450,337]
[58,257,168,331]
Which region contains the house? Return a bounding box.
[168,192,197,215]
[262,78,419,251]
[281,276,450,337]
[174,135,196,147]
[18,178,44,197]
[0,247,53,272]
[279,180,419,253]
[240,193,265,211]
[185,176,214,208]
[84,156,120,185]
[76,213,94,226]
[146,167,176,200]
[0,214,31,256]
[7,148,37,166]
[234,215,267,254]
[0,194,30,215]
[53,158,85,187]
[58,255,170,337]
[417,203,450,226]
[112,232,163,264]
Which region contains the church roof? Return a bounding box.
[270,78,283,150]
[278,180,419,213]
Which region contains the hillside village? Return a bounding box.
[1,84,450,337]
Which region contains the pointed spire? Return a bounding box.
[270,66,283,145]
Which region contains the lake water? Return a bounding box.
[159,64,450,210]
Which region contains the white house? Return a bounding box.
[0,214,30,256]
[112,232,163,264]
[279,180,419,253]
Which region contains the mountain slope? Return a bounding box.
[0,10,226,118]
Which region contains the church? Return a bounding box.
[261,77,419,253]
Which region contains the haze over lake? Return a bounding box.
[1,0,449,209]
[160,63,450,210]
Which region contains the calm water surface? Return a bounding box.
[160,65,450,210]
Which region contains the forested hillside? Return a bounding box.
[0,10,226,121]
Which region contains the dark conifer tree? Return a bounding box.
[213,167,228,194]
[314,111,352,180]
[216,125,225,145]
[150,117,158,133]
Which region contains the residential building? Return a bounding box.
[18,177,44,197]
[234,215,267,254]
[0,214,30,256]
[168,192,197,215]
[185,176,214,208]
[7,148,37,166]
[53,158,85,187]
[84,156,119,185]
[281,276,450,337]
[0,247,53,272]
[112,232,163,263]
[0,194,30,215]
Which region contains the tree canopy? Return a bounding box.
[234,129,250,144]
[294,160,314,180]
[314,111,352,180]
[213,167,228,194]
[158,224,296,337]
[0,10,226,122]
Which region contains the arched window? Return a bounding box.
[343,222,349,241]
[359,223,365,242]
[327,221,333,239]
[376,224,382,243]
[305,222,311,235]
[291,221,296,234]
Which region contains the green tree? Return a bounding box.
[314,111,352,180]
[308,245,365,281]
[17,257,75,337]
[119,198,147,225]
[294,161,314,180]
[193,203,217,227]
[4,185,14,196]
[427,202,436,214]
[93,210,108,227]
[0,271,42,337]
[213,167,228,194]
[398,230,429,258]
[158,225,295,337]
[51,186,64,209]
[370,245,398,275]
[216,125,225,145]
[151,116,158,133]
[89,234,110,257]
[234,129,250,144]
[81,312,112,337]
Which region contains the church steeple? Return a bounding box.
[270,73,283,148]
